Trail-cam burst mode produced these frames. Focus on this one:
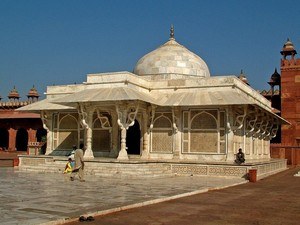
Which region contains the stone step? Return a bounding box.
[19,160,173,177]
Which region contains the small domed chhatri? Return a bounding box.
[282,38,295,51]
[27,85,40,102]
[27,85,39,98]
[134,25,210,77]
[8,86,20,101]
[269,68,281,85]
[281,38,297,59]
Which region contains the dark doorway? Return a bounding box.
[16,128,28,151]
[36,128,47,154]
[36,129,47,142]
[126,120,141,155]
[0,128,9,150]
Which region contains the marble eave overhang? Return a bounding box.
[46,72,270,105]
[16,99,75,113]
[47,72,271,106]
[16,72,289,124]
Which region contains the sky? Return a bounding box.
[0,0,300,101]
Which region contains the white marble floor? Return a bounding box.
[0,168,246,225]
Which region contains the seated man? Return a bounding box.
[235,148,245,165]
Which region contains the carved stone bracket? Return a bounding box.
[78,103,89,129]
[96,109,111,128]
[246,108,258,135]
[76,103,94,158]
[226,110,232,132]
[270,122,279,138]
[232,105,247,131]
[172,108,178,133]
[264,118,275,138]
[116,102,139,130]
[148,104,157,131]
[41,111,50,132]
[260,115,270,137]
[258,115,272,139]
[254,112,265,135]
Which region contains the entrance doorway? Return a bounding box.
[36,128,47,154]
[0,128,9,150]
[16,128,28,151]
[126,120,141,155]
[36,128,47,142]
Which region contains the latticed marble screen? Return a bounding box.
[190,131,218,152]
[151,112,173,153]
[191,112,217,129]
[152,130,173,153]
[154,115,172,128]
[57,131,78,149]
[183,109,226,154]
[92,130,111,152]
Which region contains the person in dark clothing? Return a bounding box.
[235,148,245,164]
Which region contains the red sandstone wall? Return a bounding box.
[270,145,300,165]
[281,58,300,146]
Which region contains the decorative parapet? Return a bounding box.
[0,101,30,109]
[281,58,300,68]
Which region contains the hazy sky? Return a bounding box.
[1,0,300,101]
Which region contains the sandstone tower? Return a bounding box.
[280,39,300,146]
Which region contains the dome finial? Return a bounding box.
[170,24,175,40]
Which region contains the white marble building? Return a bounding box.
[19,27,288,163]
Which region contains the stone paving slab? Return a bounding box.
[0,168,246,225]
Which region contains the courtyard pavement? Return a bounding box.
[65,166,300,225]
[0,167,246,225]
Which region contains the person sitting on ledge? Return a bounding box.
[63,157,75,174]
[235,148,245,165]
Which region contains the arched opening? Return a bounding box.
[151,114,173,153]
[16,128,28,151]
[57,114,79,150]
[190,111,218,153]
[126,120,141,155]
[0,128,9,150]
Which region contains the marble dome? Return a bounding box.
[133,37,210,77]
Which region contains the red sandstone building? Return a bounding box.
[262,39,300,165]
[0,86,46,154]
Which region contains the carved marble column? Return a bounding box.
[109,112,119,158]
[116,102,139,160]
[77,104,94,159]
[84,110,94,159]
[141,110,149,159]
[118,127,128,160]
[226,108,235,161]
[172,107,180,160]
